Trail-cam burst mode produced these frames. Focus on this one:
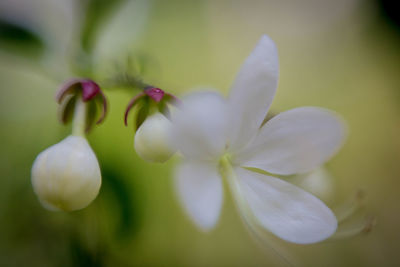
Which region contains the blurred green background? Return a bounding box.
[0,0,399,266]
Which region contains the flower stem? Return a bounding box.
[72,95,87,136]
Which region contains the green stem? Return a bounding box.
[72,95,87,136]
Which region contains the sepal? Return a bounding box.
[56,78,108,132]
[124,87,180,129]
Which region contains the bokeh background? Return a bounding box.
[0,0,399,266]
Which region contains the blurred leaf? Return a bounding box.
[69,234,105,267]
[127,52,161,78]
[80,0,126,54]
[377,0,400,33]
[0,184,72,266]
[91,0,150,77]
[101,165,142,242]
[0,19,44,59]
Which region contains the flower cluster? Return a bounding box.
[31,34,369,246]
[31,79,179,211]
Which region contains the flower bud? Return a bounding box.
[134,113,175,163]
[31,136,101,211]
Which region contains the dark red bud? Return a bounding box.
[81,80,101,102]
[144,87,164,102]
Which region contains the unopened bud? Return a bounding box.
[134,113,175,163]
[31,136,101,211]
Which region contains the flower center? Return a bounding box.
[218,153,233,177]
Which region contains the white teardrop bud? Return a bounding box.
[31,136,101,211]
[134,113,175,163]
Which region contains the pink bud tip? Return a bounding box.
[81,80,101,102]
[145,87,164,102]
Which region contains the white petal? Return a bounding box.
[175,161,223,231]
[234,167,337,244]
[228,35,279,151]
[236,107,346,175]
[170,91,229,160]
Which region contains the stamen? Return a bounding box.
[333,190,365,223]
[329,216,376,240]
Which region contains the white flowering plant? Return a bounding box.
[28,31,373,247]
[0,1,380,266]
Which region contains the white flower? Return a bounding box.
[170,35,346,244]
[31,135,102,211]
[134,112,175,163]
